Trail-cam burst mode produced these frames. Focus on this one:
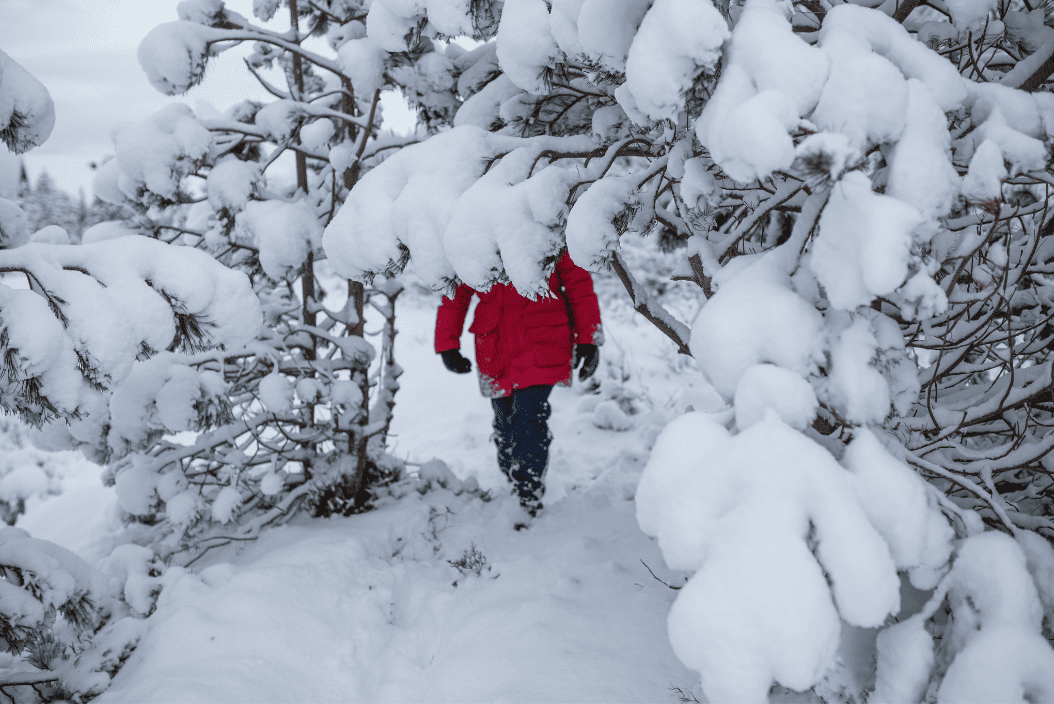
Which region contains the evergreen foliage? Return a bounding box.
[60,0,442,563]
[0,31,258,704]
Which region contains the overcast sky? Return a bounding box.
[0,0,413,198]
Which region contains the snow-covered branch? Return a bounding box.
[610,252,691,355]
[0,238,259,425]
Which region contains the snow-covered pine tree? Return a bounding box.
[322,0,1054,700]
[53,0,476,564]
[0,44,264,702]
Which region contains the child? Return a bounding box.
[435,251,602,517]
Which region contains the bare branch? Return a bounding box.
[611,252,692,356]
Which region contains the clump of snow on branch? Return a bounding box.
[690,254,823,399]
[809,23,908,151]
[566,176,640,272]
[937,532,1054,702]
[822,311,919,425]
[821,6,966,112]
[842,430,954,589]
[99,544,163,618]
[253,100,307,143]
[207,156,260,213]
[885,79,960,220]
[698,0,974,187]
[138,21,227,95]
[445,143,582,295]
[962,139,1007,202]
[338,38,390,99]
[324,125,594,294]
[108,356,227,457]
[258,372,294,414]
[696,0,828,183]
[620,0,728,122]
[103,104,212,204]
[366,0,425,52]
[636,412,951,702]
[576,0,652,76]
[177,0,228,25]
[810,171,923,311]
[495,0,563,95]
[0,49,55,154]
[235,200,323,281]
[454,74,523,129]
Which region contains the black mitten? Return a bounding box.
[573,344,599,380]
[440,349,472,374]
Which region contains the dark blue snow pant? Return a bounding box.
[491,384,553,513]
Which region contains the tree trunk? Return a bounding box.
[336,65,370,484]
[289,0,316,360]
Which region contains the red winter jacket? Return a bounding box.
[435,252,603,398]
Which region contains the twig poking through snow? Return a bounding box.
[641,559,681,590]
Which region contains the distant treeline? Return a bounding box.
[10,164,127,243]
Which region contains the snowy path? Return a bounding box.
[98,489,697,702]
[86,290,705,703]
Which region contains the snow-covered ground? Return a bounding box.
[14,268,725,703]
